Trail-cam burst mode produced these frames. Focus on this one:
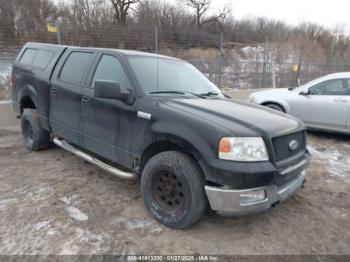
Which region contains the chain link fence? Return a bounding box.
[1,21,350,100]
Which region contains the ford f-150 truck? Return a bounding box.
[11,42,310,229]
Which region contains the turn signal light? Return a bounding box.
[219,138,231,153]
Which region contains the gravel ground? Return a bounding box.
[0,128,349,255]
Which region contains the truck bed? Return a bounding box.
[12,42,67,131]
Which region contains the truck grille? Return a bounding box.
[272,131,306,162]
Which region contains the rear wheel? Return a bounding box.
[21,110,50,151]
[265,103,284,112]
[141,151,207,229]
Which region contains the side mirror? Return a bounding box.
[94,80,131,102]
[299,90,310,96]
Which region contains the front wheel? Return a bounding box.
[141,151,207,229]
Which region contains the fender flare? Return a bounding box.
[150,120,214,158]
[17,84,40,113]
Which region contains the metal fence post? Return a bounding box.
[217,32,224,89]
[155,25,158,54]
[261,40,268,88]
[271,62,276,88]
[56,17,62,45]
[220,32,223,54]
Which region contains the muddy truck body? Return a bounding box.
[11,42,310,228]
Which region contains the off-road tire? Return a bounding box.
[265,103,284,112]
[21,110,50,151]
[141,151,207,229]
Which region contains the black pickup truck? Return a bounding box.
[11,42,310,228]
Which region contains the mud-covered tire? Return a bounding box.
[141,151,207,229]
[265,103,284,112]
[21,110,50,151]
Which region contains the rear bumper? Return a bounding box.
[205,169,307,216]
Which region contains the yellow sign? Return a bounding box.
[47,24,57,33]
[292,64,299,72]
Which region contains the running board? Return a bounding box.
[53,137,137,181]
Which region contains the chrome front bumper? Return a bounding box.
[205,170,307,216]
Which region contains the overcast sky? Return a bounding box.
[194,0,350,30]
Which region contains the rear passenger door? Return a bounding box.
[80,53,136,165]
[49,50,95,145]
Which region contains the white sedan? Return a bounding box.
[249,72,350,134]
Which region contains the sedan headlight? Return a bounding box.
[219,137,269,161]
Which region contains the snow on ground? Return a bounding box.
[0,60,12,85]
[0,128,350,255]
[308,143,350,183]
[0,60,13,101]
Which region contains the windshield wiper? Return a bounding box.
[148,90,206,99]
[149,91,186,95]
[199,91,220,97]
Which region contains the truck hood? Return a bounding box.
[161,98,303,137]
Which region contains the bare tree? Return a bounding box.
[109,0,140,25]
[183,0,209,28]
[182,0,227,29]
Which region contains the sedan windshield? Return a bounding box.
[127,56,222,97]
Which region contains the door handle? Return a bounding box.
[50,87,57,93]
[334,99,348,103]
[81,96,90,103]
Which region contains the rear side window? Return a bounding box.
[19,48,37,66]
[32,50,54,69]
[60,52,93,84]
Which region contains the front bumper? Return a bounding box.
[205,169,307,216]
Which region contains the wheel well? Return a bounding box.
[20,96,36,114]
[261,102,285,112]
[139,139,203,174]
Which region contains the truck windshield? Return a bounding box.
[127,56,222,97]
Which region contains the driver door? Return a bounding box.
[291,78,350,130]
[80,53,136,165]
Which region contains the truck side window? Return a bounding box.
[92,55,129,91]
[19,48,37,66]
[60,51,93,85]
[32,50,54,70]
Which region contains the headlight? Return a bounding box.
[248,95,255,103]
[218,137,269,161]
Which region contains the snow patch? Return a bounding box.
[24,186,53,201]
[0,100,12,104]
[60,196,88,221]
[308,145,350,182]
[0,198,18,208]
[0,61,12,84]
[34,221,52,231]
[58,228,108,255]
[65,206,88,221]
[113,216,164,235]
[59,194,79,205]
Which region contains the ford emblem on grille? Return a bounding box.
[289,140,299,151]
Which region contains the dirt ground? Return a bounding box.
[0,128,349,255]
